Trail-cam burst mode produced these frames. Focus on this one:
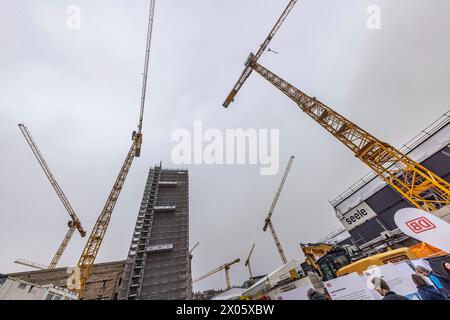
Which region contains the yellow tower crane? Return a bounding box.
[73,0,156,298]
[263,156,294,265]
[244,243,256,282]
[223,0,450,212]
[194,259,240,290]
[18,123,86,269]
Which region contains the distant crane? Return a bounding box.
[188,241,200,297]
[18,124,86,269]
[244,243,256,281]
[14,259,47,270]
[223,0,450,212]
[189,242,200,256]
[74,0,156,298]
[263,156,294,264]
[194,258,240,290]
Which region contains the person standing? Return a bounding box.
[371,277,409,300]
[411,274,447,300]
[415,265,450,298]
[442,261,450,279]
[306,288,328,300]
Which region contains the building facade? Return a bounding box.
[6,260,125,300]
[118,165,190,300]
[327,111,450,249]
[0,274,77,300]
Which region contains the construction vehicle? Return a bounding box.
[300,241,447,281]
[72,0,156,298]
[337,247,423,278]
[18,124,86,269]
[301,240,406,281]
[263,156,294,264]
[194,259,240,291]
[300,243,358,281]
[223,1,450,212]
[244,243,256,283]
[336,243,447,278]
[300,243,335,276]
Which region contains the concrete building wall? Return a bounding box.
[7,260,125,300]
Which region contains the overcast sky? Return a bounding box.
[0,0,449,293]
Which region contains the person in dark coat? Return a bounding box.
[416,265,450,298]
[371,277,409,300]
[411,274,447,300]
[443,261,450,279]
[307,288,328,300]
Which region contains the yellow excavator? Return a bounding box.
[300,242,446,281]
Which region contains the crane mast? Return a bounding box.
[263,156,294,264]
[263,156,294,230]
[49,225,76,268]
[194,259,240,290]
[75,0,156,298]
[18,124,86,269]
[244,243,255,280]
[222,1,450,212]
[267,221,288,264]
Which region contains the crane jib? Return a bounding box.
[223,0,299,108]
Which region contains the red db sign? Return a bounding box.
[395,208,450,253]
[405,217,436,234]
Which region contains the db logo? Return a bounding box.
[405,216,436,234]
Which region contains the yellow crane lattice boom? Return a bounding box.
[223,0,298,107]
[18,123,86,269]
[74,0,155,297]
[250,60,450,211]
[222,0,450,212]
[76,138,140,295]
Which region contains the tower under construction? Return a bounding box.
[118,164,190,300]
